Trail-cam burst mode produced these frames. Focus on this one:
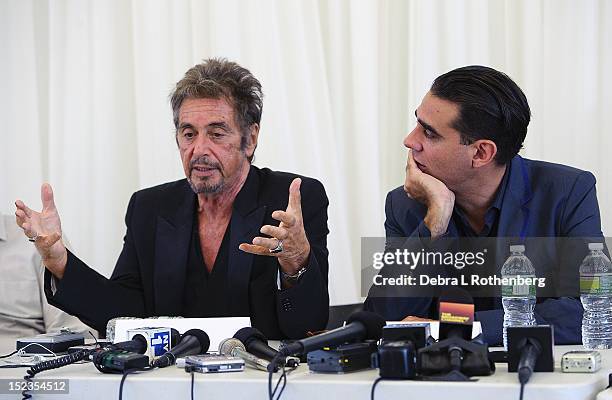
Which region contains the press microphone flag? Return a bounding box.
[438,287,475,341]
[153,329,210,368]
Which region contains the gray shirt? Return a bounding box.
[0,214,93,338]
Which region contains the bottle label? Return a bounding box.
[501,275,536,297]
[580,274,612,295]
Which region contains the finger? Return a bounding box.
[15,200,33,218]
[260,225,288,240]
[287,178,302,214]
[41,183,57,212]
[252,236,282,250]
[408,149,424,173]
[21,222,37,238]
[238,243,276,257]
[15,209,27,227]
[401,315,435,322]
[406,149,416,173]
[271,210,296,227]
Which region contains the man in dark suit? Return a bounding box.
[364,66,604,345]
[15,58,329,339]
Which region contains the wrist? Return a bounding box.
[279,244,310,274]
[424,202,453,239]
[43,248,68,280]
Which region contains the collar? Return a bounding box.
[489,162,511,212]
[0,215,8,241]
[159,165,262,227]
[504,154,533,207]
[232,165,262,217]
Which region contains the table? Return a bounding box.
[1,339,611,400]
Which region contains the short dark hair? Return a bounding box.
[430,66,530,165]
[170,58,263,162]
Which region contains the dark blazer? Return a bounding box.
[45,166,330,339]
[364,155,604,345]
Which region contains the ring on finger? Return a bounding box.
[269,238,284,254]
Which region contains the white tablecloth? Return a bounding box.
[1,339,611,400]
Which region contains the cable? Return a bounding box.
[118,367,152,400]
[370,377,384,400]
[0,350,18,359]
[22,349,89,400]
[191,370,195,400]
[268,354,290,400]
[519,382,525,400]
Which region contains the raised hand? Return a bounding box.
[239,178,311,275]
[404,150,455,238]
[15,183,68,278]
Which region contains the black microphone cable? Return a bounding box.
[516,338,542,400]
[118,366,153,400]
[191,368,195,400]
[22,331,99,400]
[0,350,18,359]
[182,365,197,400]
[370,377,385,400]
[267,353,299,400]
[22,349,90,400]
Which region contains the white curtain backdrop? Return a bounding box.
[1,0,610,306]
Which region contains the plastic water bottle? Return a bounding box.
[501,244,536,350]
[580,242,612,349]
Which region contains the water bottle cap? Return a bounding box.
[588,242,604,251]
[509,245,525,252]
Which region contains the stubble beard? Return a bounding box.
[187,155,224,194]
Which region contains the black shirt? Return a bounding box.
[182,213,232,317]
[452,166,510,312]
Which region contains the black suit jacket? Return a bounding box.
[45,166,330,339]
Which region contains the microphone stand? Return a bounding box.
[418,336,494,381]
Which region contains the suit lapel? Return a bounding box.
[494,156,534,274]
[227,167,266,315]
[153,182,195,315]
[497,156,533,239]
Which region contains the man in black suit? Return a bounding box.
[15,58,329,339]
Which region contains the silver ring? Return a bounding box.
[269,239,283,254]
[28,233,39,243]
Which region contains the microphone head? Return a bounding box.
[170,328,181,347]
[234,327,268,346]
[182,329,211,353]
[346,311,386,340]
[219,338,246,356]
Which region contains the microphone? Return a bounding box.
[111,335,148,354]
[438,287,474,341]
[517,339,541,385]
[234,327,278,361]
[91,328,179,374]
[219,338,269,371]
[437,288,475,372]
[105,328,180,354]
[507,326,554,388]
[279,311,386,357]
[233,327,299,369]
[152,329,210,368]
